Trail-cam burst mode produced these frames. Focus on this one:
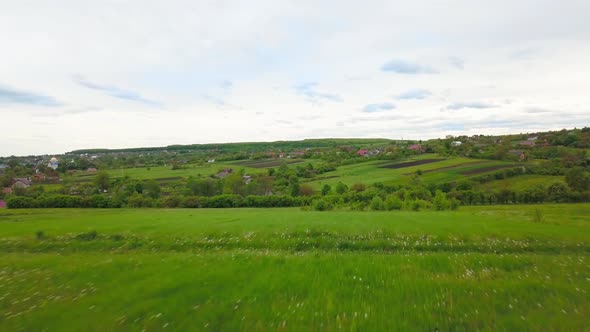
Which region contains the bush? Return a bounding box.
[350,201,368,211]
[182,196,202,208]
[432,190,450,211]
[7,196,37,208]
[312,199,334,211]
[370,196,385,211]
[161,195,182,208]
[76,230,98,241]
[384,195,402,210]
[351,183,367,193]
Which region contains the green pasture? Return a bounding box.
[0,205,589,331]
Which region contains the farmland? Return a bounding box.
[303,155,516,189]
[1,205,589,331]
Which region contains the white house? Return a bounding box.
[48,157,59,170]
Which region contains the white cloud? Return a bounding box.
[1,0,590,155]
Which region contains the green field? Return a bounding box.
[1,205,589,331]
[480,175,566,191]
[70,163,265,182]
[304,155,515,189]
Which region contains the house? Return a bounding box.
[242,175,252,184]
[2,187,12,195]
[12,178,31,189]
[32,173,47,182]
[509,150,527,161]
[451,141,463,147]
[357,149,369,156]
[408,144,425,152]
[48,157,59,170]
[527,135,538,141]
[87,167,98,172]
[216,168,233,178]
[207,159,215,163]
[0,200,6,209]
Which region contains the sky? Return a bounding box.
[1,0,590,156]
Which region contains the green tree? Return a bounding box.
[384,194,402,210]
[335,182,348,195]
[546,182,570,202]
[94,171,110,192]
[432,190,450,211]
[144,179,161,199]
[321,184,332,196]
[370,196,385,210]
[565,167,590,192]
[223,173,246,196]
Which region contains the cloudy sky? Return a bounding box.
[2,0,590,156]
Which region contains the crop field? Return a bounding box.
[379,158,445,169]
[70,163,265,182]
[0,205,589,331]
[305,156,515,189]
[480,175,566,191]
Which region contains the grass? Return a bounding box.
[0,205,589,331]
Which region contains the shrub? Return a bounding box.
[6,196,37,208]
[182,196,202,208]
[335,182,349,194]
[370,196,385,211]
[312,199,334,211]
[432,190,450,211]
[350,201,368,211]
[161,195,182,208]
[321,184,332,196]
[384,195,402,210]
[351,183,367,193]
[76,230,98,241]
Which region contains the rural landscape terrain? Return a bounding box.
[3,1,590,330]
[1,128,589,330]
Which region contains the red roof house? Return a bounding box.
[408,144,425,152]
[357,149,369,156]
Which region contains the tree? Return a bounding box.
[565,167,590,192]
[94,171,110,192]
[351,183,367,193]
[432,190,450,210]
[335,182,348,195]
[384,194,402,210]
[321,184,332,196]
[144,179,161,199]
[370,196,385,210]
[299,184,315,196]
[223,173,246,196]
[546,182,570,202]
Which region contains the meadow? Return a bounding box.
[0,205,589,331]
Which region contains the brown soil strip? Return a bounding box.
[460,164,517,175]
[402,161,489,175]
